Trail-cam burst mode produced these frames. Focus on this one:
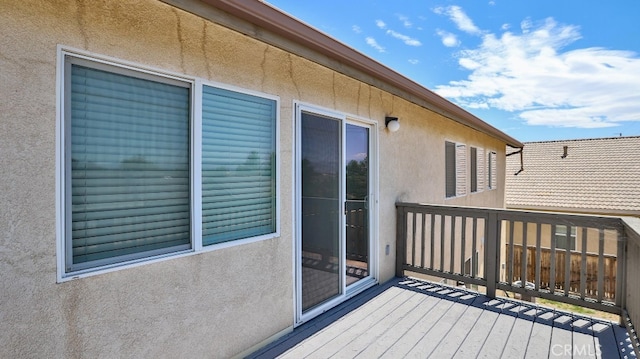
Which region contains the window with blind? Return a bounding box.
[201,86,276,245]
[445,141,468,198]
[67,58,192,272]
[61,52,278,277]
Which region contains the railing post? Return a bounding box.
[485,210,499,298]
[617,220,626,320]
[396,205,407,278]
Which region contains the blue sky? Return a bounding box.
[266,0,640,142]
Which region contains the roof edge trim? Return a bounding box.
[190,0,523,147]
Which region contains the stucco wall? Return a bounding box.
[0,0,508,357]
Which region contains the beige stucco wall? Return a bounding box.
[0,0,508,357]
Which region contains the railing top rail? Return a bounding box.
[396,202,624,230]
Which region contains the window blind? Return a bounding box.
[201,86,276,245]
[69,63,191,270]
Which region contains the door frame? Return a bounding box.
[293,102,379,325]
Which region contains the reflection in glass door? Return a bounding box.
[345,124,369,287]
[300,111,342,312]
[297,107,374,320]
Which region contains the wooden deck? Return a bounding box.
[249,278,636,358]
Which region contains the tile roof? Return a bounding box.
[505,136,640,215]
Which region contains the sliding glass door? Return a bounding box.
[296,106,374,322]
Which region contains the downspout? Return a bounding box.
[506,146,524,175]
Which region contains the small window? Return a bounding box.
[445,142,456,197]
[554,225,576,251]
[201,86,276,245]
[445,141,466,198]
[470,147,477,193]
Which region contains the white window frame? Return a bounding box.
[56,46,280,281]
[554,225,577,251]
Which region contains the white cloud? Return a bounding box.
[352,152,368,161]
[365,37,386,53]
[435,16,640,128]
[434,5,482,35]
[437,29,460,47]
[352,25,362,34]
[521,18,533,34]
[376,20,386,29]
[397,14,412,28]
[501,23,510,31]
[386,29,422,46]
[409,59,420,65]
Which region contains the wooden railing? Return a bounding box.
[623,217,640,355]
[395,203,630,314]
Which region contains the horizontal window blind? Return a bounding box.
[69,63,191,270]
[201,86,276,245]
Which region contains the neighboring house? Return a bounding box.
[0,0,521,357]
[506,136,640,217]
[503,137,640,294]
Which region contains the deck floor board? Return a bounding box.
[248,278,634,359]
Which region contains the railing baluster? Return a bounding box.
[411,211,417,267]
[550,224,557,294]
[440,215,445,272]
[535,223,541,291]
[521,222,528,288]
[460,216,467,276]
[450,216,456,274]
[471,217,477,278]
[598,228,605,302]
[508,220,515,285]
[564,226,572,296]
[580,227,587,300]
[430,214,435,270]
[421,211,427,268]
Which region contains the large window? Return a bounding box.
[59,52,277,277]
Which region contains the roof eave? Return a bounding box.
[194,0,523,148]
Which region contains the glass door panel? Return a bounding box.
[345,124,370,287]
[300,111,342,312]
